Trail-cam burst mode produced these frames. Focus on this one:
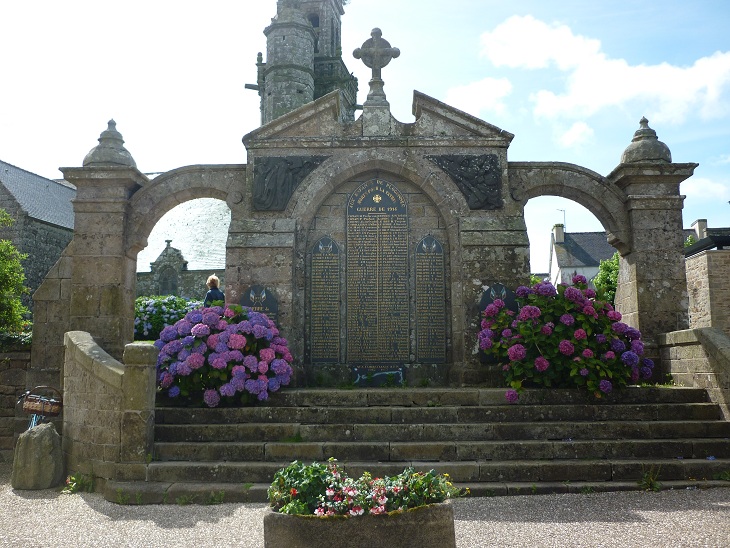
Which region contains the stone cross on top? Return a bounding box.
[354,28,400,105]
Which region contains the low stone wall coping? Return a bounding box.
[64,331,123,390]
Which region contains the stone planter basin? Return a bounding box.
[263,501,456,548]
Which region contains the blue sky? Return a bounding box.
[1,0,728,273]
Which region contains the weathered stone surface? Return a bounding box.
[263,503,456,548]
[11,422,64,489]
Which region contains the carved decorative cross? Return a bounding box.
[353,28,400,80]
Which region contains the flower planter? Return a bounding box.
[263,502,456,548]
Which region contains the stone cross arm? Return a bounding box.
[353,28,400,79]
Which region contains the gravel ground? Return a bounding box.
[1,465,728,547]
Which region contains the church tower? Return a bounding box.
[253,0,358,125]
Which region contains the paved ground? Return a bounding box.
[1,465,728,547]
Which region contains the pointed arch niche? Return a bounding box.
[302,173,452,386]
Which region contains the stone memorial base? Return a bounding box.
[263,502,456,548]
[11,422,65,490]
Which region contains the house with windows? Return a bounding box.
[548,221,706,288]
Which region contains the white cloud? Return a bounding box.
[444,77,513,117]
[479,15,601,71]
[713,154,730,165]
[557,121,594,148]
[479,16,730,124]
[681,177,730,201]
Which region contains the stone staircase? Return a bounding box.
[105,387,730,503]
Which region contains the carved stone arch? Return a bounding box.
[126,164,244,256]
[289,152,471,239]
[289,152,470,382]
[509,162,631,254]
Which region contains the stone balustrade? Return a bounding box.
[62,331,157,488]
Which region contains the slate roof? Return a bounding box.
[0,159,75,229]
[554,229,699,268]
[554,232,615,268]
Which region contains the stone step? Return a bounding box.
[103,477,730,505]
[154,402,722,425]
[154,438,730,463]
[154,420,730,443]
[155,387,711,412]
[143,458,730,485]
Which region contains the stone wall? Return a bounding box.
[62,331,157,487]
[0,351,30,462]
[136,269,225,302]
[686,249,730,336]
[658,328,730,420]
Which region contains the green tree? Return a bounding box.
[0,209,30,332]
[684,234,696,247]
[593,251,619,305]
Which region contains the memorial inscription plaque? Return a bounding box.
[415,236,446,363]
[346,179,409,365]
[310,237,341,362]
[240,285,278,322]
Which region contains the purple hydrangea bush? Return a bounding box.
[479,275,654,403]
[155,304,293,407]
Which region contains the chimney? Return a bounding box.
[691,219,707,239]
[553,224,565,244]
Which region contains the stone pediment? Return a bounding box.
[410,91,514,144]
[243,91,347,145]
[243,89,515,147]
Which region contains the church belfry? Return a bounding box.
[252,0,358,125]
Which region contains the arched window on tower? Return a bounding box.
[158,266,178,296]
[308,13,320,53]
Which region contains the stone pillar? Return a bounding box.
[609,118,697,346]
[226,219,297,358]
[120,342,158,471]
[61,121,146,361]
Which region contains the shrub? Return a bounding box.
[268,458,466,516]
[479,275,654,402]
[134,295,202,340]
[0,324,32,352]
[594,251,619,304]
[155,304,293,406]
[0,209,30,333]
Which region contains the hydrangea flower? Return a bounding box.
[203,389,220,407]
[517,305,541,321]
[505,389,519,404]
[558,340,575,356]
[621,351,640,367]
[560,314,575,326]
[534,356,550,372]
[564,287,584,303]
[507,344,527,361]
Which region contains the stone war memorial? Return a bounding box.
[20,0,730,500]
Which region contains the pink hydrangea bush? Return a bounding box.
[479,275,654,402]
[155,304,293,407]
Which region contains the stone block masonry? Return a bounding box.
[659,328,730,420]
[63,332,157,488]
[0,351,30,462]
[686,250,730,337]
